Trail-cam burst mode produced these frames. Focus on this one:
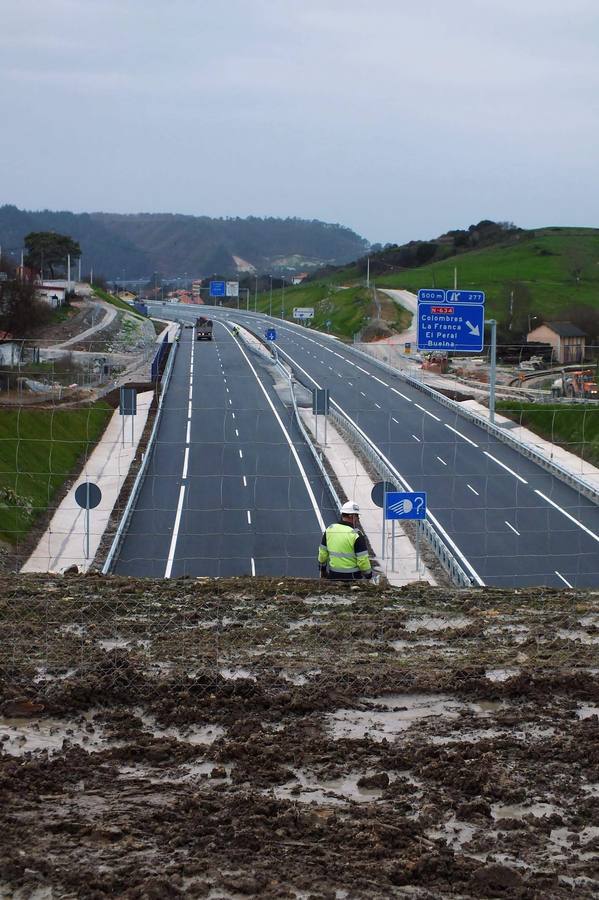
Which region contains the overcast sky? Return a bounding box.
[1,0,598,243]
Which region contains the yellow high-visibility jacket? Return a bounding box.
[318,521,372,578]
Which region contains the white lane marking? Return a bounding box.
[188,401,192,417]
[467,484,479,496]
[360,391,366,397]
[226,387,229,393]
[337,372,343,377]
[484,451,528,484]
[186,421,191,443]
[535,490,599,544]
[247,510,252,525]
[436,456,447,466]
[356,365,370,374]
[444,423,478,448]
[251,558,256,576]
[415,403,441,421]
[348,381,353,387]
[228,398,232,405]
[274,342,484,585]
[328,366,333,370]
[182,447,190,479]
[505,520,520,536]
[188,387,193,401]
[412,434,421,442]
[239,449,243,459]
[333,352,343,358]
[391,388,411,402]
[392,417,399,424]
[555,570,573,588]
[243,476,247,487]
[221,322,326,532]
[374,402,381,409]
[372,376,388,386]
[164,485,186,579]
[235,428,239,437]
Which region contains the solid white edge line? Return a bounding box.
[505,520,520,536]
[535,489,599,543]
[164,485,186,578]
[444,423,479,448]
[555,570,573,588]
[224,323,326,532]
[484,451,528,484]
[182,447,190,479]
[275,342,484,585]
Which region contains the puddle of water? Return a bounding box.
[280,668,321,686]
[557,629,599,645]
[272,768,388,805]
[98,637,130,650]
[391,638,443,650]
[60,623,87,637]
[403,615,472,632]
[219,667,256,681]
[304,595,354,607]
[492,801,558,821]
[139,714,225,746]
[118,761,232,784]
[287,617,318,631]
[579,614,599,627]
[427,815,478,850]
[577,705,599,720]
[0,711,116,756]
[486,668,521,682]
[326,694,463,741]
[34,666,78,683]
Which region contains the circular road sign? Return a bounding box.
[370,480,395,509]
[75,482,102,510]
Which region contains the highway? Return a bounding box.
[114,322,336,578]
[176,305,599,589]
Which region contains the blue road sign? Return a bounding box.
[417,301,484,353]
[209,280,226,297]
[418,289,445,302]
[444,290,485,305]
[385,491,426,520]
[266,328,277,341]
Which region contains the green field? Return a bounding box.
[0,403,112,544]
[372,228,599,322]
[92,286,146,318]
[496,401,599,466]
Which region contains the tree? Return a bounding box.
[0,270,52,336]
[24,231,81,278]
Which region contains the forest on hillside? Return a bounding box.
[0,206,368,279]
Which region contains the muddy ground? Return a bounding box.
[0,575,598,899]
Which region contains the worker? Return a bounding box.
[318,501,372,580]
[232,325,240,336]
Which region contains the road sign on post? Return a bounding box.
[209,280,226,298]
[417,301,484,353]
[265,328,277,341]
[418,289,445,302]
[293,307,314,320]
[119,387,137,416]
[312,388,330,415]
[226,281,239,297]
[445,290,485,304]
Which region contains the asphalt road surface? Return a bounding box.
[114,323,336,578]
[182,305,599,589]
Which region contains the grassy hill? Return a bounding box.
[265,226,599,340]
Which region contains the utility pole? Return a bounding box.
[486,318,497,425]
[254,274,258,311]
[281,276,285,319]
[269,275,273,317]
[366,256,370,289]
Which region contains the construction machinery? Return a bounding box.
[552,368,599,399]
[196,316,213,341]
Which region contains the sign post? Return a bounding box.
[293,307,314,321]
[74,481,102,560]
[209,281,226,301]
[371,480,395,561]
[312,388,330,446]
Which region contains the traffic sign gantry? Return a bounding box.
[417,301,484,353]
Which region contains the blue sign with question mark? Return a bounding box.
[385,491,427,520]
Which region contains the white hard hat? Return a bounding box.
[341,500,360,515]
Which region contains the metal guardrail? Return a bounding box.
[102,325,181,574]
[276,362,342,513]
[347,344,599,506]
[327,405,474,588]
